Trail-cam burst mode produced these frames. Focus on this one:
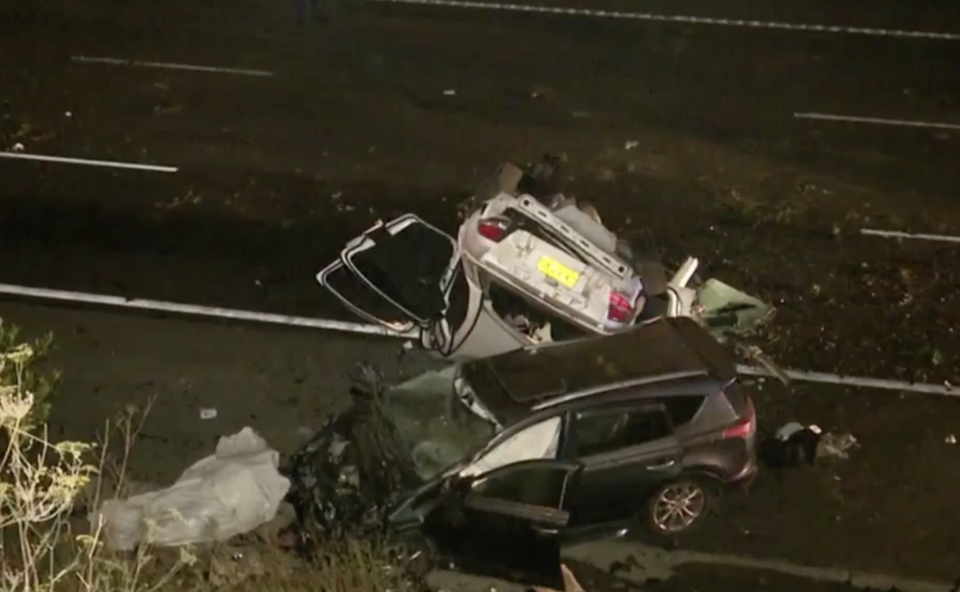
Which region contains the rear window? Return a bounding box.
[719,379,749,415]
[661,395,706,427]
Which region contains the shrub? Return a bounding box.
[1,320,96,592]
[0,320,193,592]
[0,320,59,429]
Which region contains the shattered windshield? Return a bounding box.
[379,365,497,482]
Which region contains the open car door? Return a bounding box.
[422,460,583,591]
[317,214,460,334]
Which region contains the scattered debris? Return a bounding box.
[816,432,858,460]
[91,427,290,550]
[760,422,857,468]
[760,422,820,468]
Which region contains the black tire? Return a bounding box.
[642,476,718,537]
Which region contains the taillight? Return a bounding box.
[607,291,636,322]
[477,217,511,242]
[723,399,755,439]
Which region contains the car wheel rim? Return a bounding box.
[652,483,705,533]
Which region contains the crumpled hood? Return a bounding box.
[284,397,421,545]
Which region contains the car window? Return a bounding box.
[571,408,671,458]
[472,464,572,509]
[460,417,561,477]
[661,395,706,427]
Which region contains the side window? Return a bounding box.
[661,395,706,427]
[571,408,671,458]
[460,417,561,477]
[472,465,572,509]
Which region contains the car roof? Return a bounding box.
[461,316,737,424]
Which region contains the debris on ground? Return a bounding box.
[816,431,858,460]
[760,422,858,468]
[91,427,291,550]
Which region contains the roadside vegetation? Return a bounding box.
[0,319,425,592]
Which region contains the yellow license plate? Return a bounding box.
[537,255,580,288]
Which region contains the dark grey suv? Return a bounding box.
[287,315,757,586]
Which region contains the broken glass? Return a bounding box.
[379,366,497,481]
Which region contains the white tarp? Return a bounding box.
[91,427,291,550]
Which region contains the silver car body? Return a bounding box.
[317,182,772,363]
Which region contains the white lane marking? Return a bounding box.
[795,112,960,131]
[861,228,960,243]
[0,281,954,397]
[0,283,417,338]
[366,0,960,40]
[72,56,275,77]
[0,152,178,173]
[737,364,958,397]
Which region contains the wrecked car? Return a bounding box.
[317,157,773,363]
[285,317,758,586]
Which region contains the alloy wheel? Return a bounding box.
[651,482,706,533]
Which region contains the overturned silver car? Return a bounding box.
[317,158,773,362]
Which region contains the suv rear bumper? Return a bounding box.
[728,458,759,492]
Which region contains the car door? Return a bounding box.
[316,214,465,342]
[422,459,582,590]
[561,403,683,529]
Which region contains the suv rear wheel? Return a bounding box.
[643,477,715,536]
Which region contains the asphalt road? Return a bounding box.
[2,0,960,589]
[2,0,959,324]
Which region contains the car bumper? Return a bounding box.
[727,458,759,493]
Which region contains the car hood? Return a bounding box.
[284,396,424,544]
